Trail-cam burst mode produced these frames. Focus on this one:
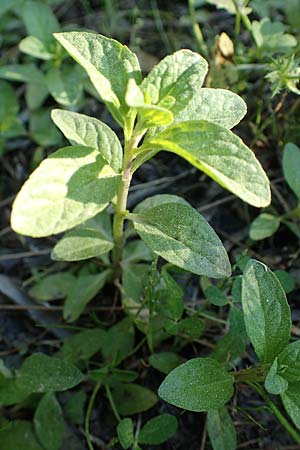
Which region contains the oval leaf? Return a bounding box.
[0,421,44,450]
[141,120,270,207]
[131,202,231,278]
[17,353,83,393]
[242,260,291,363]
[11,146,120,237]
[283,143,300,199]
[281,382,300,430]
[51,109,123,172]
[52,228,113,261]
[138,414,177,445]
[34,393,64,450]
[54,32,141,126]
[111,383,158,416]
[249,213,280,240]
[278,341,300,382]
[207,406,237,450]
[158,357,234,412]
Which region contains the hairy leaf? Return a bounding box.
[11,146,120,237]
[242,260,291,363]
[141,121,270,207]
[207,407,237,450]
[21,1,60,46]
[281,382,300,429]
[158,357,234,411]
[34,393,64,450]
[52,228,113,261]
[249,213,280,240]
[54,32,141,126]
[265,358,288,395]
[278,341,300,382]
[51,109,122,171]
[46,66,83,107]
[132,202,231,278]
[117,418,134,449]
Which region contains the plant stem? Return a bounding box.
[85,381,102,450]
[249,382,300,444]
[112,129,145,272]
[105,384,121,422]
[233,365,269,383]
[188,0,208,57]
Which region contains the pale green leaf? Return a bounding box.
[242,260,291,363]
[141,120,270,207]
[11,146,120,237]
[207,406,237,450]
[204,285,229,306]
[117,418,134,449]
[29,273,75,302]
[149,352,185,374]
[54,32,141,126]
[122,240,153,264]
[141,49,208,118]
[174,88,247,129]
[52,228,113,261]
[21,1,60,46]
[158,357,234,411]
[125,78,173,127]
[0,0,24,16]
[26,82,48,110]
[283,143,300,199]
[34,393,64,450]
[19,36,54,60]
[274,270,295,294]
[60,329,106,363]
[281,382,300,429]
[277,341,300,382]
[63,270,112,322]
[29,108,62,146]
[0,64,44,84]
[131,202,231,278]
[249,213,280,240]
[134,194,189,213]
[51,109,123,171]
[17,353,83,393]
[46,66,83,107]
[112,383,158,415]
[138,414,177,445]
[265,358,288,395]
[0,421,44,450]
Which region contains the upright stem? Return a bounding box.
[112,129,145,272]
[188,0,208,57]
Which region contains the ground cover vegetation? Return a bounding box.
[0,1,300,449]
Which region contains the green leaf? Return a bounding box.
[131,202,231,278]
[122,240,153,264]
[52,228,113,261]
[117,418,134,449]
[134,194,188,213]
[63,270,112,322]
[212,306,248,364]
[101,318,135,365]
[51,109,123,172]
[158,357,234,411]
[60,329,106,363]
[0,81,19,128]
[0,377,31,406]
[46,66,83,107]
[63,390,86,425]
[34,393,65,450]
[29,108,62,146]
[54,32,141,127]
[249,213,280,240]
[274,270,295,294]
[17,353,83,393]
[0,421,44,450]
[138,414,177,445]
[277,341,300,383]
[21,1,60,46]
[174,88,247,129]
[149,352,185,374]
[207,406,237,450]
[179,317,205,339]
[141,121,270,208]
[265,359,288,395]
[252,18,297,53]
[281,382,300,429]
[283,143,300,199]
[141,49,208,118]
[26,82,48,110]
[0,64,45,84]
[241,260,291,363]
[125,78,174,127]
[158,269,184,321]
[11,146,120,237]
[0,0,24,16]
[19,36,54,60]
[204,285,229,306]
[29,273,75,302]
[112,383,158,415]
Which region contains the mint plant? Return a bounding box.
[8,31,279,449]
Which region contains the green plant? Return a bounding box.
[8,31,276,449]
